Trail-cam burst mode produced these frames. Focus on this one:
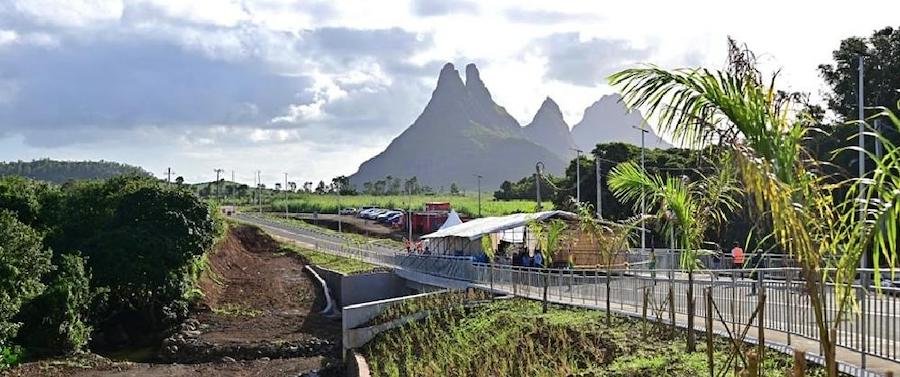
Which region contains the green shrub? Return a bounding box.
[0,176,57,229]
[0,344,23,370]
[0,210,51,345]
[15,252,93,355]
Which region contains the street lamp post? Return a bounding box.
[570,148,583,203]
[473,174,483,217]
[632,125,649,253]
[594,154,602,219]
[535,162,545,211]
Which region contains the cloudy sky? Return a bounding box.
[0,0,897,185]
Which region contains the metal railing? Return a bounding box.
[238,213,899,370]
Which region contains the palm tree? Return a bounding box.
[574,202,637,326]
[608,40,900,375]
[607,152,740,351]
[528,219,568,313]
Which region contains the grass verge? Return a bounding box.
[280,242,380,275]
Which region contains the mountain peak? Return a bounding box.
[539,97,561,113]
[434,62,465,98]
[465,63,481,85]
[524,97,576,158]
[465,63,490,98]
[571,93,672,150]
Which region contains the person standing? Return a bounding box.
[533,250,544,269]
[731,242,744,280]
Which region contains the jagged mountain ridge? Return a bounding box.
[350,63,671,189]
[349,63,566,189]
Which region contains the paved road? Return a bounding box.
[236,213,900,376]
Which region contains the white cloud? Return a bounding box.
[1,0,898,184]
[10,0,124,28]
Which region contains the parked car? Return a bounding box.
[383,212,404,224]
[358,208,381,218]
[363,208,388,219]
[376,211,401,223]
[339,208,357,215]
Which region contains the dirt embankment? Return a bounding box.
[6,225,342,377]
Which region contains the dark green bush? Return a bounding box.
[0,210,51,345]
[15,252,93,355]
[0,174,219,352]
[0,176,57,230]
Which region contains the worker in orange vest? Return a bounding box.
[731,242,745,280]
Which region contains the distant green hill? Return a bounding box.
[190,180,252,198]
[0,159,152,183]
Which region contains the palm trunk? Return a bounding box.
[542,269,549,314]
[606,265,612,326]
[801,265,837,377]
[687,269,696,352]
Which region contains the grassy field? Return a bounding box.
[270,194,548,217]
[364,298,825,377]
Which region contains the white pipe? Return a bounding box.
[305,265,338,317]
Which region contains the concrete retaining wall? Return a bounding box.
[311,266,414,309]
[341,291,447,359]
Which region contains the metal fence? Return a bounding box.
[238,213,899,371]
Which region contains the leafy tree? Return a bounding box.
[819,26,900,121]
[35,176,220,346]
[811,26,900,190]
[449,182,460,195]
[0,210,51,345]
[0,176,57,230]
[15,252,93,355]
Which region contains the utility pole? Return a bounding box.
[214,169,224,202]
[231,170,234,183]
[633,125,649,253]
[535,162,545,211]
[407,183,412,241]
[165,167,173,185]
[337,184,342,233]
[284,172,289,218]
[595,156,602,219]
[257,170,262,214]
[570,148,583,204]
[858,55,867,270]
[474,174,482,217]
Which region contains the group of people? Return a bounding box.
[511,249,544,268]
[403,239,431,255]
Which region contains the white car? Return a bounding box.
[339,208,357,215]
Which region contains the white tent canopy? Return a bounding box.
[438,210,463,230]
[422,210,577,240]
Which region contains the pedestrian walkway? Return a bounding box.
[237,213,900,376]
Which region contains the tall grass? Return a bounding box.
[269,194,548,217]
